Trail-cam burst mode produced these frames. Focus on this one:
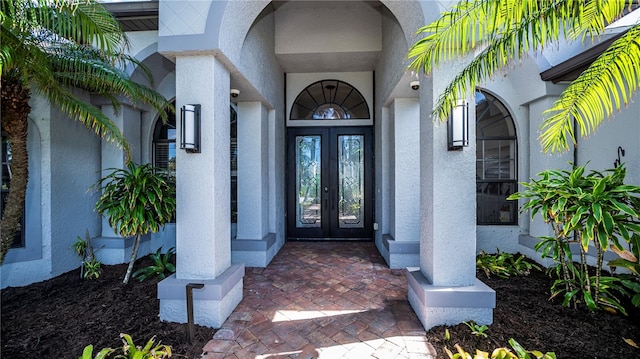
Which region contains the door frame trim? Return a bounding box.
[286,126,374,241]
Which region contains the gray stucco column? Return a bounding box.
[158,55,244,328]
[381,98,420,268]
[407,87,495,330]
[231,101,277,267]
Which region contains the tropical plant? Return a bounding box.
[476,250,540,278]
[408,0,640,154]
[445,338,556,359]
[83,259,103,280]
[509,164,640,313]
[133,247,176,282]
[73,230,102,280]
[79,334,171,359]
[463,321,489,338]
[0,0,172,264]
[79,345,115,359]
[116,334,171,359]
[94,162,176,284]
[609,235,640,307]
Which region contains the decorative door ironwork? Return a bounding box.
[287,127,373,240]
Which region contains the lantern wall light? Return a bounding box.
[180,104,201,153]
[447,100,469,151]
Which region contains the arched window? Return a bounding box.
[476,90,517,225]
[152,104,176,175]
[290,80,370,120]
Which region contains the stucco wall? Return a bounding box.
[239,5,286,249]
[274,2,381,55]
[577,96,640,182]
[376,6,410,109]
[1,98,50,288]
[239,8,282,112]
[49,102,102,276]
[1,90,102,288]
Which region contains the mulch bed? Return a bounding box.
[1,257,211,359]
[426,268,640,358]
[2,255,640,358]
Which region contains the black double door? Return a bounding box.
[287,127,373,240]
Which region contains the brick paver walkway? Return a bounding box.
[202,242,436,358]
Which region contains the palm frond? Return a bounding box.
[540,24,640,153]
[409,0,590,121]
[407,0,490,75]
[19,0,127,56]
[569,0,632,40]
[407,0,637,128]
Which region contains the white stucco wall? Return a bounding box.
[274,2,381,55]
[158,0,211,37]
[49,103,102,276]
[578,96,640,181]
[390,99,421,242]
[239,7,282,111]
[239,4,285,250]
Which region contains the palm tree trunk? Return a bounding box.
[123,233,142,284]
[0,72,31,265]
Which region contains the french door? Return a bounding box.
[287,127,373,240]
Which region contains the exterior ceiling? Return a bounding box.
[276,51,381,73]
[272,1,385,73]
[103,0,159,32]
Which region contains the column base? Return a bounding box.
[157,264,245,328]
[406,268,495,330]
[231,233,277,267]
[378,234,419,268]
[93,235,150,265]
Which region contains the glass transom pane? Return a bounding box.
[291,80,370,120]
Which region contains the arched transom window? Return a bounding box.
[290,80,370,120]
[476,90,517,225]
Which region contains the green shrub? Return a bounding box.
[463,321,489,338]
[509,164,640,314]
[94,162,176,284]
[72,230,102,280]
[609,235,640,307]
[445,338,556,359]
[476,250,540,278]
[79,334,171,359]
[133,247,176,282]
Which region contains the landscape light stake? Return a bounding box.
[186,283,205,344]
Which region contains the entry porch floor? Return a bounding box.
[203,242,435,358]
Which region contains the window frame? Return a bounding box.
[476,90,518,225]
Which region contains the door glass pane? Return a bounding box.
[338,135,364,228]
[296,136,321,228]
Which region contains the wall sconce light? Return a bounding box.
[180,104,201,153]
[447,100,469,151]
